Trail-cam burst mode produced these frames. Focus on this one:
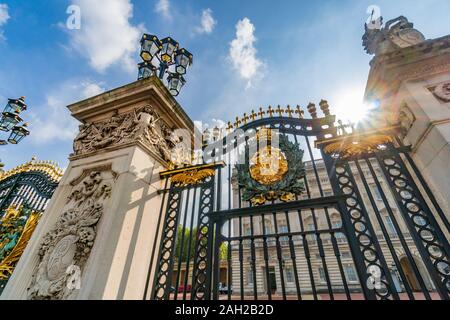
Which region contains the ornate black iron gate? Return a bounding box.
[148,103,450,300]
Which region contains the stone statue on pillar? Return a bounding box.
[363,16,426,55]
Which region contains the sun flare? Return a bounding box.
[331,87,377,125]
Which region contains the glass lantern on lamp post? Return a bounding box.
[8,123,30,144]
[174,48,193,75]
[138,62,158,80]
[140,34,162,62]
[137,34,193,97]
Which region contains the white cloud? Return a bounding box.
[68,0,143,73]
[154,0,171,21]
[229,18,264,89]
[196,8,216,34]
[29,80,105,144]
[81,82,104,98]
[0,3,9,25]
[0,3,10,40]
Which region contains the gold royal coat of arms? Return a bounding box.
[236,129,306,206]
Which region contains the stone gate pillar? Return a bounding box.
[363,16,450,215]
[1,77,194,300]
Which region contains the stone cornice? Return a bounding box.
[369,35,450,67]
[69,140,170,169]
[67,76,194,131]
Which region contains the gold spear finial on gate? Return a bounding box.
[258,107,265,119]
[275,105,284,117]
[295,105,305,119]
[285,105,294,117]
[267,106,275,117]
[242,113,249,125]
[234,116,242,128]
[250,110,258,122]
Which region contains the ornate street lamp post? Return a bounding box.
[0,97,30,146]
[0,96,30,170]
[138,34,193,97]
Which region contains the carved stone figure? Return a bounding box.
[433,82,450,102]
[363,16,425,55]
[71,106,176,164]
[398,104,416,137]
[28,171,112,300]
[73,124,91,155]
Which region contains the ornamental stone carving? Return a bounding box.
[72,106,176,163]
[398,104,416,137]
[363,16,425,55]
[433,82,450,102]
[27,171,112,300]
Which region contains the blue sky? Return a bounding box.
[0,0,449,170]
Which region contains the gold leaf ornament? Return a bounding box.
[324,134,393,159]
[171,168,215,186]
[0,208,40,281]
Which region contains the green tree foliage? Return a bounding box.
[174,225,197,262]
[174,225,229,262]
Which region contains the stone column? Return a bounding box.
[363,19,450,215]
[1,77,194,300]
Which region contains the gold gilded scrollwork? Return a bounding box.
[0,205,40,281]
[323,134,394,159]
[171,169,215,187]
[0,157,63,183]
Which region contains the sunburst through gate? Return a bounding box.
[147,103,450,301]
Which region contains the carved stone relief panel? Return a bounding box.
[72,106,182,165]
[431,82,450,103]
[27,170,114,300]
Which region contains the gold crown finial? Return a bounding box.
[319,99,330,116]
[307,103,317,119]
